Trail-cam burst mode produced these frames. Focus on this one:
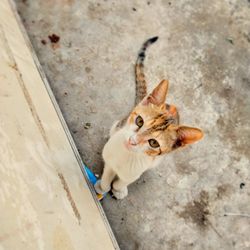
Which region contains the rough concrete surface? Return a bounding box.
[15,0,250,249]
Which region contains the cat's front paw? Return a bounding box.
[94,180,109,194]
[112,187,128,200]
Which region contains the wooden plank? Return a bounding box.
[0,0,118,249]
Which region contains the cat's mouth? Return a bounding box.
[124,140,132,150]
[124,136,138,151]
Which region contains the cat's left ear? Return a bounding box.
[142,79,169,106]
[173,126,204,149]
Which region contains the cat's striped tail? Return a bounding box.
[135,36,158,105]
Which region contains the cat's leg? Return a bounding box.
[112,178,130,200]
[94,166,116,194]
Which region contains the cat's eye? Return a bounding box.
[148,139,160,148]
[135,115,144,128]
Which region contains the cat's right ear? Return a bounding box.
[141,79,169,106]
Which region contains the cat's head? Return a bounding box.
[124,80,203,156]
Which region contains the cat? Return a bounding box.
[94,37,203,199]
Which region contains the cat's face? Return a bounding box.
[124,80,203,156]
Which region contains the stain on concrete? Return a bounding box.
[216,184,232,199]
[166,239,178,250]
[41,39,47,45]
[87,2,107,20]
[216,105,250,159]
[58,172,81,224]
[48,34,60,43]
[85,66,92,73]
[179,191,210,229]
[175,161,196,175]
[242,77,250,89]
[243,32,250,43]
[200,51,227,97]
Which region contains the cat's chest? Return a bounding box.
[102,130,152,179]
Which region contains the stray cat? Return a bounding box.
[95,37,203,199]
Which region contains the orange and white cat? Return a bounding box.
[95,37,203,199]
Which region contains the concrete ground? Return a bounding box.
[16,0,250,249]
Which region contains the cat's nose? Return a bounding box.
[128,136,137,146]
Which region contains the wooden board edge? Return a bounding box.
[8,0,119,249]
